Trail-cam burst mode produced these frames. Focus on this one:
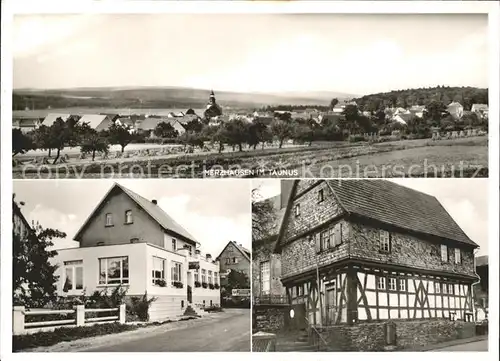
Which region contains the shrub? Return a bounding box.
[204,306,223,313]
[209,283,215,290]
[202,282,208,289]
[348,135,366,143]
[13,323,139,351]
[214,283,220,289]
[194,281,201,288]
[128,293,157,322]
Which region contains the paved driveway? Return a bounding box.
[432,340,488,352]
[87,309,250,352]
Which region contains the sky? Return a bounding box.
[252,179,489,256]
[13,179,251,257]
[12,13,488,95]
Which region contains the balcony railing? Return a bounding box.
[253,294,288,305]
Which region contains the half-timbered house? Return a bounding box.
[275,180,479,327]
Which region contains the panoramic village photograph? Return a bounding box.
[251,179,489,352]
[11,180,251,352]
[11,13,489,179]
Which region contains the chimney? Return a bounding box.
[152,199,158,205]
[206,253,212,263]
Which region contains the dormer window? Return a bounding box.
[105,213,113,227]
[295,204,300,217]
[318,189,324,203]
[125,210,133,224]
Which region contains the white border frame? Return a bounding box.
[1,1,499,361]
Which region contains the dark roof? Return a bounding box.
[326,180,477,247]
[216,240,251,262]
[277,180,477,250]
[74,183,198,244]
[476,255,488,267]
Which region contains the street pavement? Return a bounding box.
[432,339,488,352]
[86,309,251,352]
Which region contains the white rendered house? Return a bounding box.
[53,183,220,321]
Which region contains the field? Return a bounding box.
[12,136,488,179]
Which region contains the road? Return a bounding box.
[86,309,251,352]
[433,339,488,352]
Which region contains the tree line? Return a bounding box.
[12,99,489,161]
[353,86,488,113]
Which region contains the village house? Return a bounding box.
[216,241,251,288]
[252,193,288,305]
[447,101,464,120]
[78,114,119,131]
[474,255,488,321]
[470,104,488,119]
[270,179,478,350]
[52,183,220,321]
[409,105,425,118]
[12,116,43,133]
[42,113,80,127]
[136,117,186,137]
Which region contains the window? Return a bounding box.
[449,283,455,295]
[63,260,83,291]
[233,257,238,264]
[318,189,324,203]
[105,213,113,227]
[172,239,177,252]
[208,270,213,284]
[201,269,207,283]
[442,283,448,294]
[333,223,342,246]
[194,269,199,282]
[261,261,270,294]
[441,245,448,262]
[214,272,218,284]
[454,249,461,264]
[435,282,441,294]
[379,230,390,252]
[321,230,330,250]
[152,256,166,285]
[226,257,231,265]
[99,257,129,285]
[171,262,182,283]
[295,204,300,217]
[388,277,397,291]
[187,245,193,256]
[399,278,406,292]
[125,210,133,224]
[377,276,386,289]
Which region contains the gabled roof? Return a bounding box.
[216,240,251,262]
[276,180,477,251]
[73,183,198,245]
[138,117,183,131]
[42,113,72,127]
[79,114,108,129]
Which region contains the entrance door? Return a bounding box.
[325,286,336,325]
[287,303,307,331]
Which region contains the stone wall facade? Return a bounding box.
[349,222,475,277]
[309,320,476,351]
[253,305,288,333]
[283,181,344,242]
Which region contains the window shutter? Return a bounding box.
[334,223,342,246]
[315,233,321,253]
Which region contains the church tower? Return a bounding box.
[204,90,223,119]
